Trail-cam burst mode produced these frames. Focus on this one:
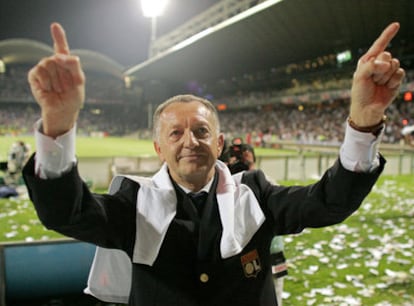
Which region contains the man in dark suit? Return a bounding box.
[23,22,404,305]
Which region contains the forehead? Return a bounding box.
[160,101,213,123]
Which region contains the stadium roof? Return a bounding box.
[0,39,51,65]
[1,0,413,85]
[0,38,125,79]
[125,0,414,84]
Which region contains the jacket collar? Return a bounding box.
[111,160,265,265]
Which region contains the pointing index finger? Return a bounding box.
[363,22,400,61]
[51,22,70,55]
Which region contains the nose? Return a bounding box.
[183,129,199,148]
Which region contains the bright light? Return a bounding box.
[0,60,5,73]
[124,76,131,88]
[141,0,168,17]
[336,50,352,64]
[404,91,413,102]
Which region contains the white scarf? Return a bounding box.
[85,160,265,303]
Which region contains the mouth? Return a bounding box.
[179,153,204,161]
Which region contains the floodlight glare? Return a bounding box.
[141,0,168,17]
[0,60,5,73]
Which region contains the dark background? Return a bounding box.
[0,0,220,66]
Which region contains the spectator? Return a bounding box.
[5,140,30,185]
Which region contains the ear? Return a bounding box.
[153,141,165,162]
[217,133,225,157]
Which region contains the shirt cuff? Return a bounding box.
[34,120,77,179]
[339,121,384,172]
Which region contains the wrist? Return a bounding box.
[42,112,78,139]
[347,115,387,136]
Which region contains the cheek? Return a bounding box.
[200,139,217,152]
[212,144,222,158]
[156,142,170,161]
[162,143,179,160]
[156,149,165,162]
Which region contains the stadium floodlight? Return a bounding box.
[141,0,168,18]
[140,0,169,128]
[140,0,169,58]
[0,59,5,73]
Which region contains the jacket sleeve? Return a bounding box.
[242,155,385,235]
[22,154,137,257]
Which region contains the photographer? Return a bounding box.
[219,138,255,174]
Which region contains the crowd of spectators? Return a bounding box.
[0,65,33,103]
[0,65,144,136]
[0,102,144,137]
[0,64,413,146]
[0,103,39,136]
[76,103,144,136]
[84,73,126,105]
[1,93,410,146]
[218,98,412,146]
[211,69,414,146]
[0,65,129,105]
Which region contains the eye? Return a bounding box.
[169,129,183,139]
[194,126,210,138]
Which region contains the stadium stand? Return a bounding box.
[1,0,413,143]
[0,65,413,143]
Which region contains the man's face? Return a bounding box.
[154,101,224,189]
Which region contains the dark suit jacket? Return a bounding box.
[23,154,385,306]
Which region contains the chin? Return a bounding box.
[182,164,210,177]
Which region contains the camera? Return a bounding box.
[220,141,256,174]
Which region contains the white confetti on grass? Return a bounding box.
[5,231,18,238]
[0,196,61,241]
[2,177,413,305]
[283,176,414,305]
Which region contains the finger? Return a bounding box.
[361,22,400,62]
[38,57,62,93]
[376,51,392,63]
[355,56,386,82]
[28,66,52,92]
[56,65,74,92]
[356,49,396,82]
[386,68,405,89]
[51,22,70,55]
[55,54,85,86]
[370,52,393,82]
[373,58,400,85]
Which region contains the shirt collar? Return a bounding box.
[178,175,214,195]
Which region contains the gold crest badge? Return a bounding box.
[241,249,262,278]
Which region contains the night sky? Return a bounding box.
[0,0,219,67]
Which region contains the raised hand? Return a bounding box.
[350,22,405,127]
[28,22,85,138]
